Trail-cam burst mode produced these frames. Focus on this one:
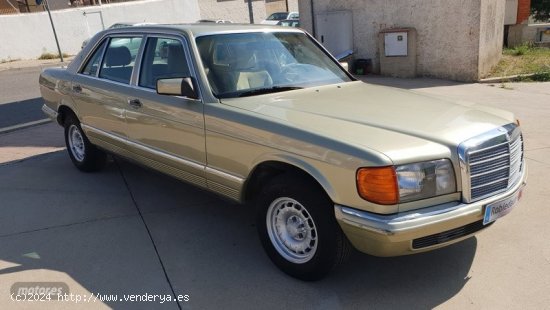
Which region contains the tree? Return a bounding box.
[531,0,550,21]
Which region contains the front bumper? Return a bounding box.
[335,164,528,257]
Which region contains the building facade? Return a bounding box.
[198,0,298,24]
[299,0,507,82]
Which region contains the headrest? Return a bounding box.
[105,46,131,67]
[230,48,255,70]
[166,43,189,76]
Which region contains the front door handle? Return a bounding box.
[128,98,142,109]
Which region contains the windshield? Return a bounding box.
[196,32,352,98]
[267,12,289,21]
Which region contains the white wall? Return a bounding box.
[0,0,200,60]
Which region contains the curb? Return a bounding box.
[0,119,52,135]
[0,57,74,72]
[479,73,536,84]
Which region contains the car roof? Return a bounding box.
[103,23,303,37]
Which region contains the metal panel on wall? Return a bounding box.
[314,10,353,59]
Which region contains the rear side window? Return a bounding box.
[139,37,191,89]
[99,37,143,84]
[81,40,107,76]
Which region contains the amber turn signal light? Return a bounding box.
[356,167,399,205]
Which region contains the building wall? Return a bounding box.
[300,0,505,82]
[478,0,505,78]
[265,0,286,15]
[287,0,298,12]
[198,0,298,23]
[505,0,518,25]
[516,0,531,24]
[198,0,267,24]
[0,0,18,14]
[0,0,200,60]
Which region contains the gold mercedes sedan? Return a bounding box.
[39,24,527,281]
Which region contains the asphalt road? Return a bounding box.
[0,66,50,130]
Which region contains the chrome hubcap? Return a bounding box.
[68,125,85,162]
[266,197,318,264]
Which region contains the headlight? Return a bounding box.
[356,159,456,205]
[396,159,456,202]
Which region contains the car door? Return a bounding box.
[72,35,143,145]
[124,35,207,187]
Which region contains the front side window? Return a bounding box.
[81,40,107,76]
[196,32,351,98]
[139,37,190,89]
[99,37,142,84]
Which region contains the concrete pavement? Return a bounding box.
[0,59,73,132]
[0,76,549,309]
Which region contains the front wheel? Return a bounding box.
[64,114,106,172]
[256,174,352,281]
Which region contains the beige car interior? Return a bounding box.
[205,42,274,95]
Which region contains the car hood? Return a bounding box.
[220,81,514,163]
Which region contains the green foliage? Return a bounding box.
[0,57,18,64]
[38,52,70,60]
[512,71,550,82]
[504,43,536,56]
[531,71,550,81]
[512,44,529,56]
[531,0,550,22]
[489,47,550,79]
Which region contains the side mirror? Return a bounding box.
[156,77,199,100]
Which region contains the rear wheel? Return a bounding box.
[256,174,351,281]
[64,114,106,172]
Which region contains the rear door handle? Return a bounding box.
[72,84,82,93]
[128,98,142,109]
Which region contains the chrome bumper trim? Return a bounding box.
[335,164,527,236]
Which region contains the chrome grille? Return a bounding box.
[458,124,524,202]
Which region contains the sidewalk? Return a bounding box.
[0,56,74,72]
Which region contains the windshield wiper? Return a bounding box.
[237,86,303,97]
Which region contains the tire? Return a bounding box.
[256,174,352,281]
[64,114,106,172]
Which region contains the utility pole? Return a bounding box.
[40,0,64,62]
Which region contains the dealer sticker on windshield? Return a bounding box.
[483,188,523,225]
